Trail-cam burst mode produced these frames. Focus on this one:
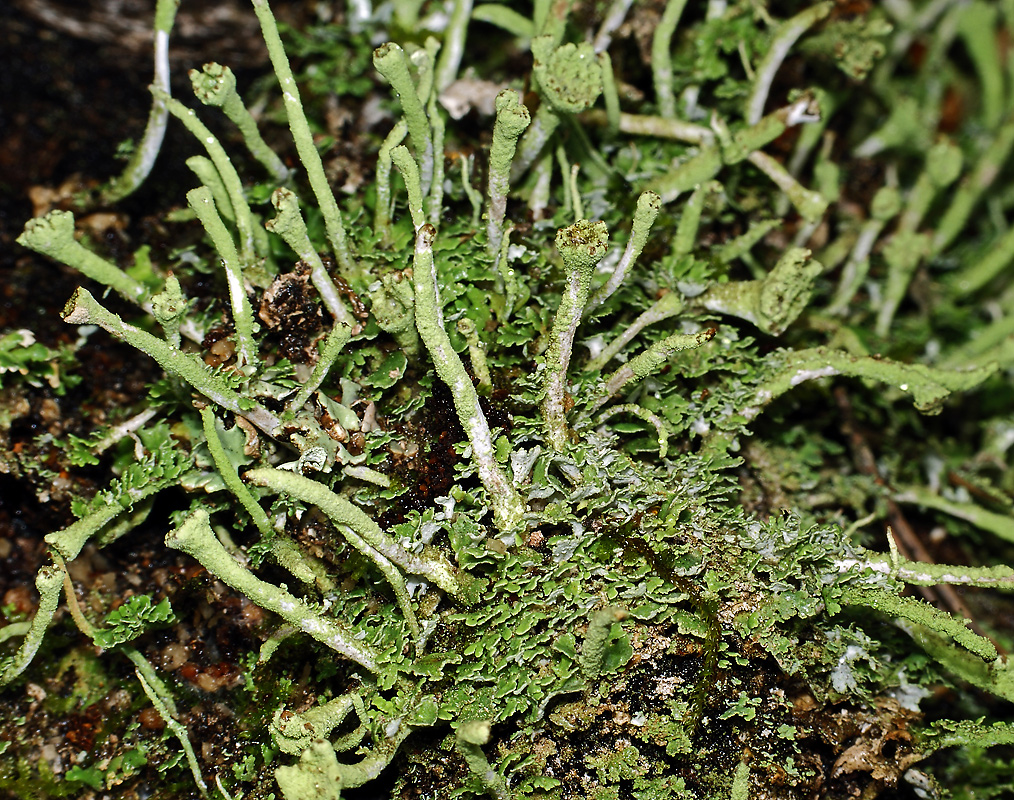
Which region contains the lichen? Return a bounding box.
[4,1,1014,798]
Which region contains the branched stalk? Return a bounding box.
[648,97,820,202]
[201,407,332,592]
[242,471,423,647]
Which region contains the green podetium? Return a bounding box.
[271,692,366,756]
[455,720,510,800]
[828,184,901,315]
[373,42,435,195]
[165,510,385,678]
[17,210,148,306]
[650,0,688,119]
[513,37,602,178]
[542,219,609,452]
[151,274,187,350]
[251,0,354,273]
[410,223,525,531]
[697,247,821,336]
[266,188,356,328]
[368,270,420,360]
[186,186,259,369]
[876,139,962,336]
[737,347,999,429]
[189,61,289,183]
[244,466,471,602]
[101,0,179,204]
[61,288,281,436]
[585,191,662,314]
[156,88,258,263]
[0,566,65,684]
[486,90,531,259]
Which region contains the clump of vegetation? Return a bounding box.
[4,1,1014,798]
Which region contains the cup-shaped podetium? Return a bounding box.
[532,36,603,115]
[542,219,609,451]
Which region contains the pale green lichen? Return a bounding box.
[17,211,148,305]
[698,247,821,336]
[455,720,510,800]
[486,90,531,258]
[542,219,609,450]
[61,287,281,435]
[186,186,259,368]
[374,42,435,195]
[189,61,289,182]
[513,37,602,176]
[9,2,1014,797]
[251,0,354,272]
[166,509,384,676]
